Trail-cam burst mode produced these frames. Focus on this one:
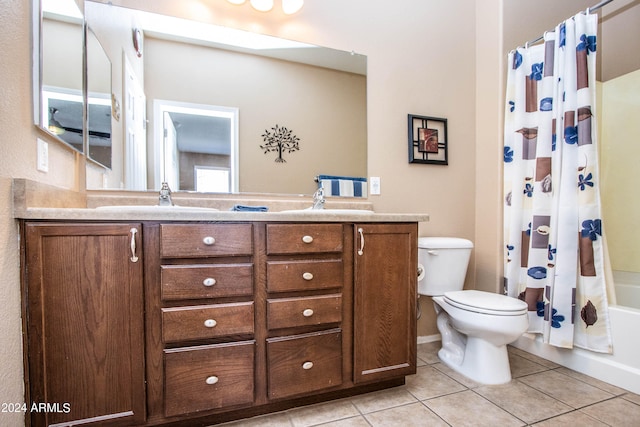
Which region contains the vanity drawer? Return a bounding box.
[267,294,342,330]
[164,341,255,417]
[162,302,254,343]
[267,329,342,399]
[266,224,343,255]
[161,263,254,300]
[266,259,343,292]
[160,223,253,258]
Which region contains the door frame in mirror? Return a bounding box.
[152,99,239,193]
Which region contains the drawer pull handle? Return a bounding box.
[203,236,216,245]
[203,277,216,287]
[205,376,219,385]
[204,319,217,328]
[302,309,314,317]
[302,361,314,370]
[302,272,314,281]
[302,235,314,244]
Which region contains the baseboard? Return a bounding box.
[417,334,441,344]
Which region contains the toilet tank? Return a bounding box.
[417,237,473,296]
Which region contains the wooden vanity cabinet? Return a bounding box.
[353,223,418,383]
[22,220,417,426]
[22,223,146,427]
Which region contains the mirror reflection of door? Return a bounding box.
[153,100,239,193]
[162,111,179,190]
[123,56,147,190]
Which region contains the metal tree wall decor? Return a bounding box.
[260,124,300,162]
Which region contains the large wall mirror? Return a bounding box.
[35,0,85,152]
[83,0,367,195]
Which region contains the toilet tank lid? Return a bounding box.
[418,237,474,249]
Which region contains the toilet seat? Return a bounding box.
[444,290,527,316]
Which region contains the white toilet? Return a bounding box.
[418,237,528,385]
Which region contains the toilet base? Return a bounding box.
[438,336,512,385]
[432,299,519,385]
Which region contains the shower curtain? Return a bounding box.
[503,12,612,353]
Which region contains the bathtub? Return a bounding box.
[513,275,640,394]
[613,270,640,310]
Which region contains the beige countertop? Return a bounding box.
[15,207,429,223]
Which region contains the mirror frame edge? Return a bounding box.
[33,0,88,156]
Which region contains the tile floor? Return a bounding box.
[217,342,640,426]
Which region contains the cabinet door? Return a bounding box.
[353,223,417,384]
[24,223,146,427]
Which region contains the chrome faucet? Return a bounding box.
[158,182,174,206]
[312,186,325,210]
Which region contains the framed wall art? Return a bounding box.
[408,114,448,165]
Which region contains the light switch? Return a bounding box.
[370,176,381,195]
[37,138,49,172]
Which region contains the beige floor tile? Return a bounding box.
[364,402,448,427]
[431,362,481,389]
[417,341,441,365]
[216,411,292,426]
[508,346,561,369]
[508,351,550,378]
[350,386,417,414]
[518,370,614,408]
[288,399,360,427]
[317,416,371,427]
[622,392,640,405]
[555,367,629,396]
[580,396,640,426]
[425,390,524,427]
[405,365,467,400]
[475,380,572,424]
[530,410,609,426]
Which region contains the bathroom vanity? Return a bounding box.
[18,205,426,426]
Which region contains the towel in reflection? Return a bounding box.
[317,175,367,197]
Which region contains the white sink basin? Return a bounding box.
[279,209,374,215]
[96,205,219,212]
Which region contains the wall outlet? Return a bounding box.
[370,176,381,195]
[37,138,49,172]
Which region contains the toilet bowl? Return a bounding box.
[418,237,528,385]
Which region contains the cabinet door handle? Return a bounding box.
[357,227,365,256]
[203,236,216,245]
[205,376,219,385]
[302,272,314,281]
[129,228,139,262]
[204,319,217,328]
[302,308,314,317]
[203,277,216,287]
[302,235,314,244]
[302,361,314,370]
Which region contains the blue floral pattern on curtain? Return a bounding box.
[503,13,612,353]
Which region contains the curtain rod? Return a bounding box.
[521,0,614,48]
